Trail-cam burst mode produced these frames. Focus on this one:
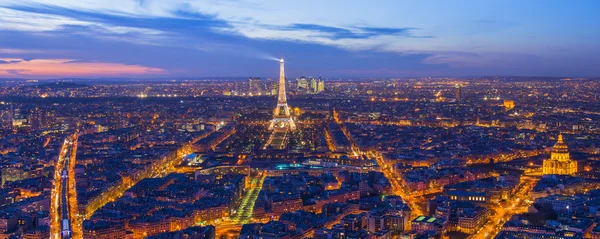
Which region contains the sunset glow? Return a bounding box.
[0,58,164,77]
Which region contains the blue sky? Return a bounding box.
[0,0,599,78]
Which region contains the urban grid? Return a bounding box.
[0,1,599,239]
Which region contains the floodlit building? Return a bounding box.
[543,134,577,175]
[504,100,515,110]
[268,57,296,132]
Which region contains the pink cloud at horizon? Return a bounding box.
[0,58,164,77]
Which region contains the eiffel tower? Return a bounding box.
[269,57,296,131]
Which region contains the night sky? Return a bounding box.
[0,0,599,78]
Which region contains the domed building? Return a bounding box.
[543,134,577,175]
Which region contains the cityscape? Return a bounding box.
[1,1,600,239]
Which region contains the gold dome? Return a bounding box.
[552,133,569,153]
[544,132,577,175]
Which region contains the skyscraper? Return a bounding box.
[297,77,308,92]
[317,79,325,93]
[310,77,318,94]
[248,77,263,95]
[455,85,462,101]
[268,80,278,95]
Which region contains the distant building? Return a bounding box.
[504,100,515,110]
[592,225,600,239]
[296,77,308,91]
[317,79,325,93]
[83,220,126,239]
[497,219,586,239]
[535,195,585,216]
[433,201,489,234]
[455,85,462,101]
[342,213,366,231]
[411,215,447,235]
[23,226,49,239]
[240,221,295,239]
[310,77,318,94]
[0,213,16,233]
[145,225,215,239]
[248,77,263,95]
[268,81,278,95]
[543,134,577,175]
[303,77,325,94]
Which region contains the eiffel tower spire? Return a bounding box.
[269,56,296,131]
[278,57,287,104]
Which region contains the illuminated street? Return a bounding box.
[82,141,194,219]
[372,151,425,217]
[230,175,265,224]
[212,173,266,239]
[471,176,540,239]
[1,5,599,238]
[50,133,82,239]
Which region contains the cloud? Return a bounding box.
[422,52,486,67]
[1,0,597,76]
[269,24,418,40]
[419,50,544,71]
[0,7,90,32]
[0,1,426,53]
[0,6,170,48]
[0,58,164,77]
[0,58,24,64]
[0,48,43,54]
[0,1,518,71]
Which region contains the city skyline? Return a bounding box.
[0,57,599,239]
[2,2,600,239]
[1,0,600,78]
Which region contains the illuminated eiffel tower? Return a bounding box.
[269,57,296,131]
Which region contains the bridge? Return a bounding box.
[50,132,82,239]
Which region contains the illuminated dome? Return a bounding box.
[543,132,577,175]
[552,133,569,153]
